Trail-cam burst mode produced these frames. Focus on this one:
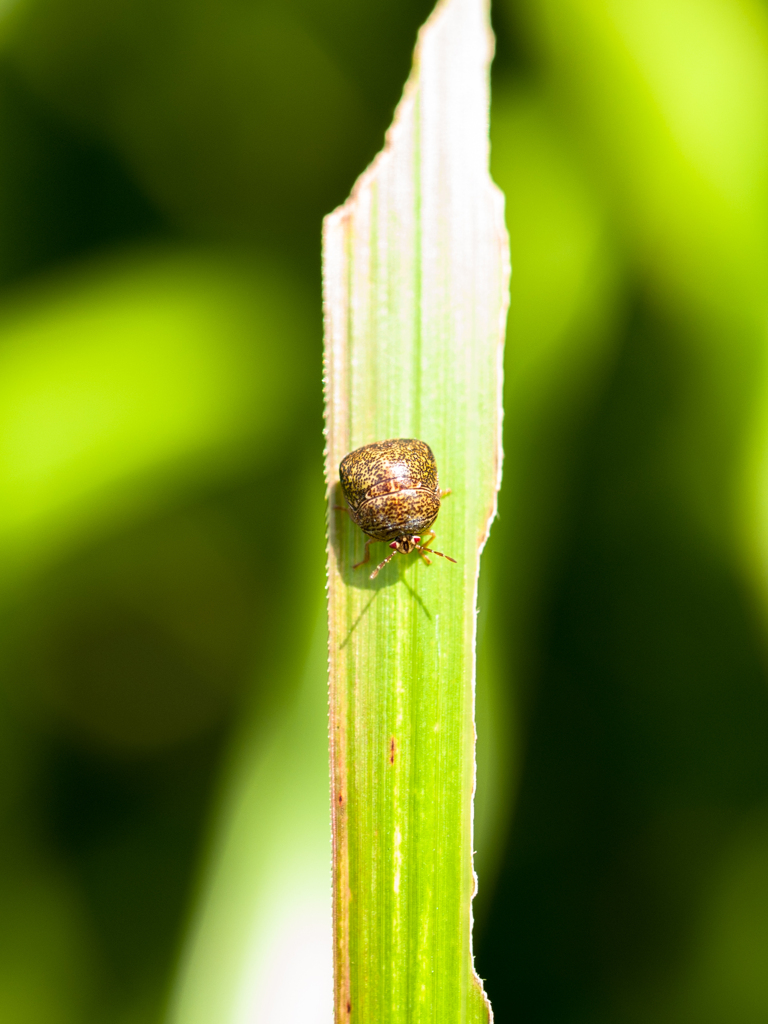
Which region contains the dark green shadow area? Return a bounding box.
[476,298,768,1023]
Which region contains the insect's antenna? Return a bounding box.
[370,550,398,579]
[415,541,457,564]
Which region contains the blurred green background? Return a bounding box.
[1,0,768,1021]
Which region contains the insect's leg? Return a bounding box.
[371,549,397,579]
[415,534,456,565]
[439,488,452,499]
[334,505,351,516]
[417,530,436,565]
[353,537,374,569]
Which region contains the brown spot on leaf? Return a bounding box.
[347,1002,352,1014]
[389,737,396,764]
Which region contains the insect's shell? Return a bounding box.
[339,438,441,542]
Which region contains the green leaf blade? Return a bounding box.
[323,1,510,1021]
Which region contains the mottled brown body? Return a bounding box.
[339,438,441,541]
[338,438,455,578]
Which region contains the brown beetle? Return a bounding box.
[338,438,456,579]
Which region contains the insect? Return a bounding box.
[338,437,456,579]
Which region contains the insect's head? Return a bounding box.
[389,535,420,554]
[369,532,456,579]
